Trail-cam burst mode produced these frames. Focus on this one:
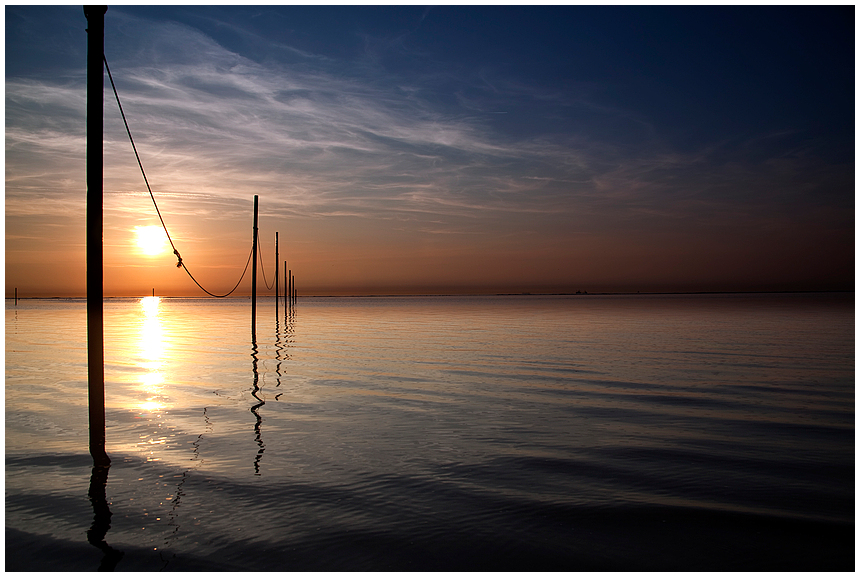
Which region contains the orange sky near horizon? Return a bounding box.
[7,189,851,298]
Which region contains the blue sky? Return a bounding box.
[5,5,854,295]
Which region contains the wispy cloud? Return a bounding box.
[6,9,850,249]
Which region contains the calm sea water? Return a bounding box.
[5,293,854,571]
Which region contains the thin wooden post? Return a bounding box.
[151,288,154,297]
[288,269,292,309]
[284,261,287,312]
[251,195,259,336]
[275,232,279,318]
[14,287,17,306]
[85,5,109,467]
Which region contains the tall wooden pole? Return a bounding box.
[288,269,292,309]
[284,261,287,313]
[275,232,279,318]
[85,5,109,467]
[251,195,259,336]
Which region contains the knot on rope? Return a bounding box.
[174,249,183,268]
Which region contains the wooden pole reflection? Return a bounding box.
[250,339,265,475]
[87,463,123,570]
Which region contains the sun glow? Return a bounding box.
[135,225,169,256]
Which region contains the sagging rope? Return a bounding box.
[188,243,255,298]
[104,55,253,298]
[257,231,275,291]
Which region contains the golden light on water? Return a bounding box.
[139,399,164,413]
[141,295,160,316]
[139,297,165,366]
[137,296,168,414]
[131,296,171,460]
[140,371,164,390]
[134,225,169,257]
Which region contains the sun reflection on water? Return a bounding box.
[140,371,164,390]
[139,400,164,413]
[139,297,165,370]
[135,296,170,435]
[141,295,160,316]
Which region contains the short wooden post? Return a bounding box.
[14,287,17,306]
[251,195,259,336]
[275,232,279,318]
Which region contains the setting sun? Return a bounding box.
[134,225,168,256]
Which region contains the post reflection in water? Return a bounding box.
[276,307,296,390]
[248,305,298,474]
[275,318,282,388]
[274,318,283,402]
[87,464,123,570]
[250,338,265,475]
[284,306,296,354]
[274,308,295,402]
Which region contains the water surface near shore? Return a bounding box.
[6,293,854,570]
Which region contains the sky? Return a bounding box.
[5,4,855,297]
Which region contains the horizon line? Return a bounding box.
[6,289,855,300]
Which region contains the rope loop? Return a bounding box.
[257,230,275,291]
